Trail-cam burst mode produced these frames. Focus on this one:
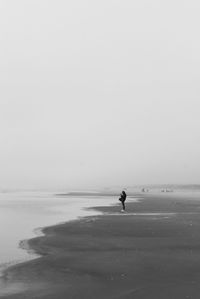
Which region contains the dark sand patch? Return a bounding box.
[1,194,200,298]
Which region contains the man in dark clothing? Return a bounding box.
[119,190,127,212]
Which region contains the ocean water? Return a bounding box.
[0,191,117,270]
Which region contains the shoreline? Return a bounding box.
[2,193,200,298]
[0,194,128,297]
[0,193,120,277]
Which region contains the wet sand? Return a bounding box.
[2,193,200,298]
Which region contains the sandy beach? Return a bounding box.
[1,192,200,298]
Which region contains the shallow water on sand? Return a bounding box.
[0,191,118,269]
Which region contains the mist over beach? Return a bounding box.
[1,0,200,298]
[0,2,200,191]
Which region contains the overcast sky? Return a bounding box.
[0,1,200,190]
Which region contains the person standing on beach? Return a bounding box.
[119,190,127,212]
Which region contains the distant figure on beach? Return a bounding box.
[119,190,127,212]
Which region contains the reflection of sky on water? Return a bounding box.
[0,192,117,266]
